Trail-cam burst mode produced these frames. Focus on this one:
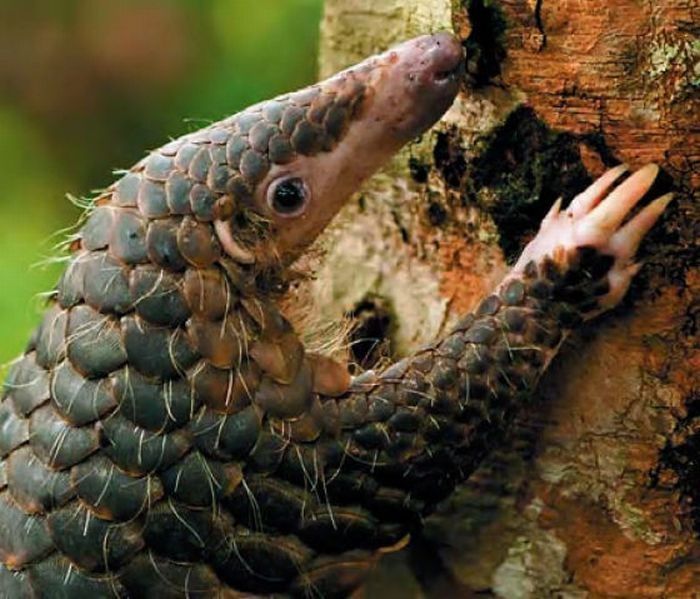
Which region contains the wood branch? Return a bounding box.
[318,0,699,595]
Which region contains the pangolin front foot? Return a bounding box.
[513,164,672,317]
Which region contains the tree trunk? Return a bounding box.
[315,1,699,596]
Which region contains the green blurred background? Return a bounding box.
[0,0,323,365]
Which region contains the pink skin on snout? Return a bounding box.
[246,32,464,260]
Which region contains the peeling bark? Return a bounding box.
[317,0,699,596]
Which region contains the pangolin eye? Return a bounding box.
[267,177,309,217]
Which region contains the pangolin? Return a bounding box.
[0,32,672,597]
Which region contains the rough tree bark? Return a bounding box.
[312,1,699,596]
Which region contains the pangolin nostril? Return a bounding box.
[433,63,462,83]
[434,69,454,82]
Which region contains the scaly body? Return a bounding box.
[0,33,670,597]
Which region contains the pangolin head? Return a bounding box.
[208,32,465,265]
[90,33,463,298]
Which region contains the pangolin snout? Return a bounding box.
[371,32,463,143]
[395,31,465,87]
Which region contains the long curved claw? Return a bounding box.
[610,192,674,261]
[585,163,659,232]
[567,163,629,219]
[541,197,563,228]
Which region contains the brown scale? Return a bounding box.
[0,35,629,597]
[192,360,260,414]
[72,455,163,521]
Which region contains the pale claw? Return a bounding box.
[610,192,674,261]
[541,197,563,228]
[567,163,628,219]
[584,163,659,233]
